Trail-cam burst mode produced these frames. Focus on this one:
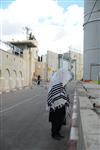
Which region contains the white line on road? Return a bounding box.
[73,104,77,109]
[72,112,77,119]
[70,127,78,140]
[0,95,39,113]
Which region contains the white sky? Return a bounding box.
[0,0,84,55]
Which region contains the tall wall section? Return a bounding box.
[84,0,100,80]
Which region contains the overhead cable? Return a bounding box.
[85,0,98,25]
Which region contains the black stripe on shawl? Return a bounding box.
[47,82,70,107]
[48,89,66,103]
[48,83,63,95]
[48,83,63,102]
[48,87,65,100]
[48,93,70,106]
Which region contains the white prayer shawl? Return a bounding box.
[47,82,70,110]
[47,68,72,110]
[48,68,72,92]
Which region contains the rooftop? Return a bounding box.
[10,39,38,48]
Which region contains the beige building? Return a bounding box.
[58,51,83,80]
[35,50,83,82]
[0,40,83,92]
[70,51,83,80]
[35,51,58,82]
[0,40,38,92]
[35,55,47,81]
[46,51,58,81]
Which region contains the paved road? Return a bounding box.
[0,82,76,150]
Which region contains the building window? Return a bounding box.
[13,70,17,77]
[38,56,40,62]
[19,71,22,78]
[38,56,42,62]
[5,68,10,78]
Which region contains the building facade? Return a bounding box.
[35,55,47,81]
[0,40,38,92]
[61,51,83,80]
[70,51,83,80]
[35,50,83,82]
[46,51,58,81]
[0,39,83,92]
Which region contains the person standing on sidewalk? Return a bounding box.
[37,75,41,85]
[47,68,72,140]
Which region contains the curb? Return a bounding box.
[67,140,77,150]
[67,90,79,150]
[0,87,24,95]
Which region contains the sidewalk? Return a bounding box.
[78,82,100,150]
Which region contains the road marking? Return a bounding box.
[73,104,77,109]
[70,127,78,140]
[0,95,39,113]
[72,112,77,119]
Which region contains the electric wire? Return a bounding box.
[85,0,98,25]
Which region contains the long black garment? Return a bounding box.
[49,105,66,135]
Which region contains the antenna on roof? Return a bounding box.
[24,26,31,40]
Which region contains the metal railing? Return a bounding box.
[0,40,23,56]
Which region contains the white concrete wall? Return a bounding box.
[0,49,25,91]
[0,47,37,91]
[84,0,100,80]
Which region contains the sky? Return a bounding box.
[0,0,84,55]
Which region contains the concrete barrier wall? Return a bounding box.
[67,89,85,150]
